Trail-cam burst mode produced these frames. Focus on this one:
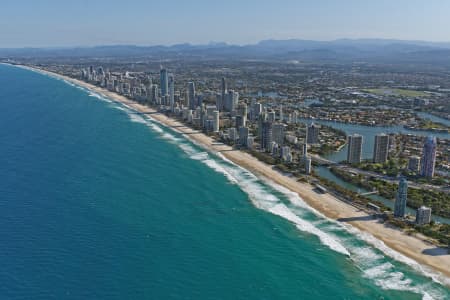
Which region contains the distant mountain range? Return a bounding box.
[2,38,450,65]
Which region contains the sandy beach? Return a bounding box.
[21,65,450,284]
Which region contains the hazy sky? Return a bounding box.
[1,0,449,47]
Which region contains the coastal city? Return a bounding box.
[10,58,447,252]
[4,1,450,298]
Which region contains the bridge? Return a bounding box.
[310,155,338,166]
[358,190,379,196]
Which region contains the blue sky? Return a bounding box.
[1,0,449,47]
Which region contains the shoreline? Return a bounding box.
[15,64,450,284]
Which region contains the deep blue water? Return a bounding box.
[0,64,449,299]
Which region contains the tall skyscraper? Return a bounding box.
[239,127,249,147]
[420,136,437,178]
[187,82,196,110]
[306,123,320,144]
[168,75,175,112]
[215,93,222,111]
[260,121,273,151]
[160,68,168,96]
[237,103,248,127]
[272,124,286,146]
[347,134,363,164]
[251,102,262,120]
[394,177,408,218]
[221,77,227,111]
[212,110,220,132]
[373,133,389,163]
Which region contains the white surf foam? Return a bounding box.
[22,67,448,298]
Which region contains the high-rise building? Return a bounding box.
[302,143,308,158]
[420,136,437,178]
[408,156,421,172]
[215,93,222,111]
[212,110,220,132]
[160,68,168,96]
[239,127,249,147]
[251,102,262,120]
[394,178,408,218]
[168,75,175,112]
[237,103,248,127]
[224,90,238,112]
[415,206,432,225]
[247,136,254,150]
[150,84,158,104]
[260,121,273,151]
[305,157,312,175]
[373,133,389,163]
[221,77,227,111]
[228,127,238,142]
[272,124,286,146]
[281,146,292,162]
[187,82,196,110]
[347,134,363,164]
[306,123,320,144]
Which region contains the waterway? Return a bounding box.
[296,118,450,224]
[417,112,450,127]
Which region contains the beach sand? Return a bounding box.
[23,65,450,284]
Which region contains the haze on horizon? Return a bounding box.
[1,0,449,48]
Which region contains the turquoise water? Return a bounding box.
[0,64,449,299]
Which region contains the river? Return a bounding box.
[296,118,450,224]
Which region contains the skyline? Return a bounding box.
[1,0,450,48]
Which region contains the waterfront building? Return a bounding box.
[187,82,196,110]
[373,133,389,163]
[211,111,219,132]
[272,124,286,146]
[305,157,312,175]
[347,134,363,164]
[239,127,249,147]
[221,77,227,111]
[306,123,320,144]
[281,146,292,162]
[408,156,421,173]
[260,121,273,152]
[420,136,437,178]
[394,178,408,218]
[415,206,432,225]
[168,75,175,112]
[160,68,168,96]
[247,136,254,150]
[228,127,238,143]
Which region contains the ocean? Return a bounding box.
[0,63,449,299]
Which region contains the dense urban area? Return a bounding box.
[4,55,450,248]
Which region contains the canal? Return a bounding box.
[297,118,450,224]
